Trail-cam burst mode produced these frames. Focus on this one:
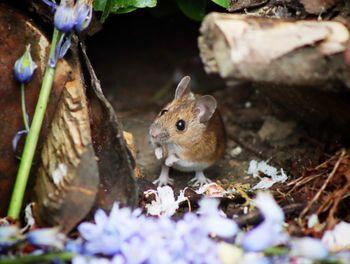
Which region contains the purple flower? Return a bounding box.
[41,0,57,10]
[14,44,37,83]
[54,0,76,32]
[48,32,72,68]
[77,201,223,263]
[290,237,328,260]
[199,198,238,238]
[72,255,112,264]
[75,0,92,32]
[254,192,284,223]
[0,225,23,250]
[241,220,285,251]
[27,227,65,249]
[12,129,28,153]
[65,238,83,253]
[241,192,287,251]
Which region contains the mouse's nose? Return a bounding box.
[149,124,168,142]
[150,126,161,138]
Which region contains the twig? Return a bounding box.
[300,149,346,218]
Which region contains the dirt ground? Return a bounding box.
[86,11,345,192]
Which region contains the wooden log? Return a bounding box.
[198,13,350,133]
[199,13,350,90]
[33,60,99,233]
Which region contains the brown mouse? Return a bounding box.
[149,76,226,186]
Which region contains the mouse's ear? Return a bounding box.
[194,95,217,123]
[175,76,191,99]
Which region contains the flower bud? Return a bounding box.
[75,0,92,32]
[54,0,76,32]
[14,44,37,83]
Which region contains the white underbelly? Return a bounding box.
[166,143,209,172]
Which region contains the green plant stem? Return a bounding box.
[7,29,61,219]
[20,83,30,131]
[0,252,75,264]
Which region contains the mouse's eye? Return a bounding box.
[176,119,186,131]
[159,109,168,116]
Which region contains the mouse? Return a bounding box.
[149,76,226,186]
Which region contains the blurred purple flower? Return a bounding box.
[0,225,23,250]
[254,192,284,223]
[27,227,65,249]
[72,255,112,264]
[65,237,83,253]
[41,0,57,10]
[54,0,75,32]
[75,0,92,32]
[290,237,328,260]
[199,198,238,238]
[77,201,228,263]
[241,221,285,252]
[14,44,37,83]
[241,192,287,251]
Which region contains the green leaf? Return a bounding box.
[93,0,157,12]
[210,0,230,8]
[94,0,157,22]
[176,0,207,21]
[93,0,107,10]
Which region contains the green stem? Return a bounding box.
[7,29,61,219]
[20,83,30,131]
[0,252,75,264]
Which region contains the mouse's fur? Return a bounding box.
[149,76,226,186]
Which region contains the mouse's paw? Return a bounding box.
[155,147,163,160]
[189,171,212,187]
[153,165,174,186]
[153,176,174,186]
[165,154,179,167]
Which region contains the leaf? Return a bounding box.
[211,0,230,8]
[94,0,157,22]
[176,0,207,21]
[93,0,157,12]
[93,0,106,10]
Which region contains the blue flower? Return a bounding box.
[54,0,76,32]
[14,44,37,83]
[27,227,65,249]
[75,0,92,32]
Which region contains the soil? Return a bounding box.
[86,10,346,193]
